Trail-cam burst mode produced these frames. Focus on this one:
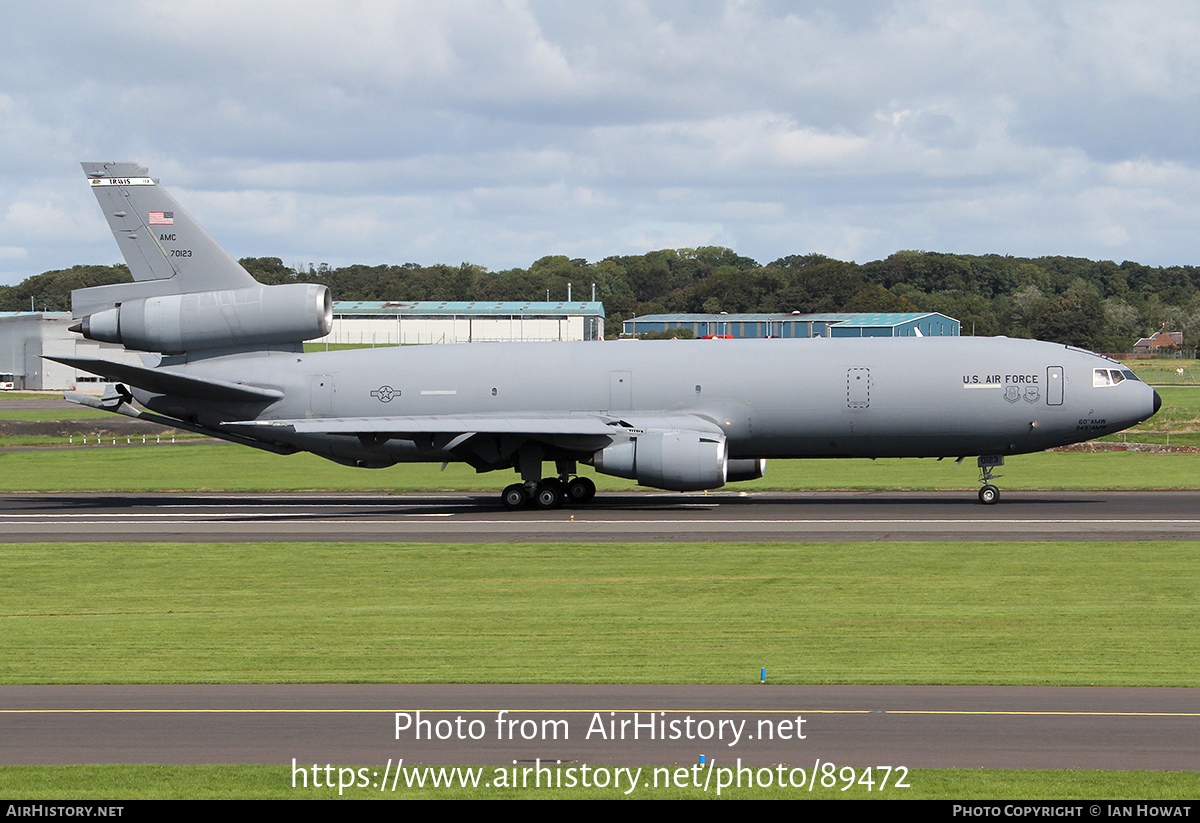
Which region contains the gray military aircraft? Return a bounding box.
[56,162,1161,507]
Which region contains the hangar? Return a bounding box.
[0,311,143,390]
[317,301,606,346]
[622,311,960,339]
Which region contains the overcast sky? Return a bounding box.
[2,1,1199,284]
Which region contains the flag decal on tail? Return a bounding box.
[149,211,174,225]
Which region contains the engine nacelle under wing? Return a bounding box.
[590,430,728,491]
[726,458,766,482]
[76,283,332,353]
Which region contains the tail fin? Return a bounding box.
[75,162,256,316]
[72,163,331,354]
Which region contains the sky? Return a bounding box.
[2,0,1200,284]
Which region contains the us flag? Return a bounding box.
[149,211,174,225]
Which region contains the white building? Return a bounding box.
[318,301,606,346]
[0,312,144,391]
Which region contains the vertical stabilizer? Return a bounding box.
[72,163,330,353]
[81,161,255,290]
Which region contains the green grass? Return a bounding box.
[1,540,1195,686]
[1124,357,1200,386]
[0,765,1194,799]
[0,443,1197,491]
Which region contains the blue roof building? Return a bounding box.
[623,311,959,339]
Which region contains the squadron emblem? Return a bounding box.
[1004,385,1021,403]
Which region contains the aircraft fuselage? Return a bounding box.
[138,335,1158,468]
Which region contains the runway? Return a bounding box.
[2,684,1196,770]
[4,490,1196,779]
[0,489,1199,541]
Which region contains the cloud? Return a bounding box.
[1,1,1200,282]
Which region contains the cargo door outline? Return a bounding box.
[310,375,335,417]
[610,371,632,411]
[847,367,870,408]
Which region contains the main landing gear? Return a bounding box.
[502,476,596,510]
[501,447,597,510]
[977,455,1004,505]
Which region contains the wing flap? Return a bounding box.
[227,414,619,436]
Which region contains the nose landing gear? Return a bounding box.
[977,455,1004,505]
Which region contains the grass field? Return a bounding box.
[1095,385,1200,447]
[0,765,1195,800]
[2,540,1195,686]
[0,442,1196,492]
[4,538,1196,798]
[1118,357,1200,385]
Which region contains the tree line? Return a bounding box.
[7,247,1200,351]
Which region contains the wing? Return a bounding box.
[223,412,726,472]
[223,412,724,438]
[228,414,618,436]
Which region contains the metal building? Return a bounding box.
[319,301,606,346]
[623,311,960,339]
[0,312,142,390]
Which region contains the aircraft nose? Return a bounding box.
[1153,390,1162,416]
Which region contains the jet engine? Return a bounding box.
[589,430,728,491]
[73,283,332,353]
[726,458,766,482]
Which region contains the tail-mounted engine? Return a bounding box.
[73,283,332,353]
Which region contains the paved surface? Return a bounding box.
[0,490,1199,542]
[0,396,87,411]
[3,490,1195,774]
[1,684,1196,769]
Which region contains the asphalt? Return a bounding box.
[3,489,1196,774]
[1,684,1196,769]
[0,489,1198,541]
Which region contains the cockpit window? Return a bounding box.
[1094,368,1138,386]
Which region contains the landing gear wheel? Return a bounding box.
[978,484,1000,505]
[502,483,529,510]
[533,482,564,510]
[566,476,596,504]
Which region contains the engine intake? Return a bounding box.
[74,283,332,353]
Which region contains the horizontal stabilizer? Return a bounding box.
[63,386,296,455]
[47,356,283,403]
